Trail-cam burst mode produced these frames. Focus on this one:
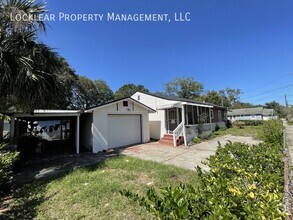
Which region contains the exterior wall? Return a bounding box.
[80,113,93,151]
[211,107,226,123]
[228,115,263,122]
[263,116,278,120]
[91,100,150,153]
[132,92,177,139]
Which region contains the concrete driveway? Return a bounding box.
[120,135,261,171]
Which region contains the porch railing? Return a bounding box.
[172,122,184,147]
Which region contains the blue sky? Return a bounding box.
[38,0,293,105]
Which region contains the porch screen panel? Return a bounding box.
[187,105,193,125]
[193,106,198,124]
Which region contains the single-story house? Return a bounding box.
[4,98,155,154]
[131,92,227,146]
[227,107,277,122]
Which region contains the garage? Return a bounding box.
[83,97,155,153]
[107,115,141,148]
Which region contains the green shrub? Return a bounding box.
[226,120,233,128]
[121,123,286,219]
[234,121,245,129]
[242,120,263,126]
[219,126,227,131]
[260,120,283,145]
[192,137,201,144]
[0,143,19,198]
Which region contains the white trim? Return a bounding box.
[85,98,156,113]
[181,105,187,146]
[34,110,81,114]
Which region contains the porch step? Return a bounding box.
[159,134,184,146]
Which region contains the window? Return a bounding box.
[137,95,140,100]
[123,101,128,107]
[251,115,256,119]
[210,109,214,119]
[218,110,222,122]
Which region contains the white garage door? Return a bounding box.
[107,115,141,149]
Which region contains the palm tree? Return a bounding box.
[0,0,72,112]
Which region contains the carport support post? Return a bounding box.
[181,105,187,146]
[75,115,80,154]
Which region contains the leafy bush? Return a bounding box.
[192,137,201,144]
[121,121,286,219]
[0,143,19,197]
[226,120,232,128]
[218,126,227,131]
[234,121,245,129]
[260,120,283,145]
[243,120,263,126]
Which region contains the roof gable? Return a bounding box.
[85,97,156,113]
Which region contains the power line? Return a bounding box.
[240,84,293,101]
[241,74,291,95]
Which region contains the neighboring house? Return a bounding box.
[131,92,227,146]
[227,107,277,122]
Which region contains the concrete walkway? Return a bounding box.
[121,135,261,171]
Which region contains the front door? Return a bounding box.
[167,108,179,133]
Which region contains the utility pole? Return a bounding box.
[285,94,289,108]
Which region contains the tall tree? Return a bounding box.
[71,76,113,109]
[165,77,203,100]
[94,80,114,103]
[218,88,241,108]
[202,90,223,106]
[0,0,71,112]
[115,84,149,99]
[264,101,285,117]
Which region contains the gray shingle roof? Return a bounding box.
[140,92,226,109]
[263,108,274,116]
[227,107,275,116]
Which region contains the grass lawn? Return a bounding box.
[212,125,263,139]
[4,156,198,219]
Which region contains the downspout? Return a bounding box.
[181,104,187,146]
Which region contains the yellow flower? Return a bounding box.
[249,192,255,199]
[248,183,256,190]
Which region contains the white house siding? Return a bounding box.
[132,92,180,139]
[91,100,150,153]
[80,113,93,151]
[229,115,262,122]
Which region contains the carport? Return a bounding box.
[7,110,81,154]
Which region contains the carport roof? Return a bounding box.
[85,97,156,113]
[3,110,81,119]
